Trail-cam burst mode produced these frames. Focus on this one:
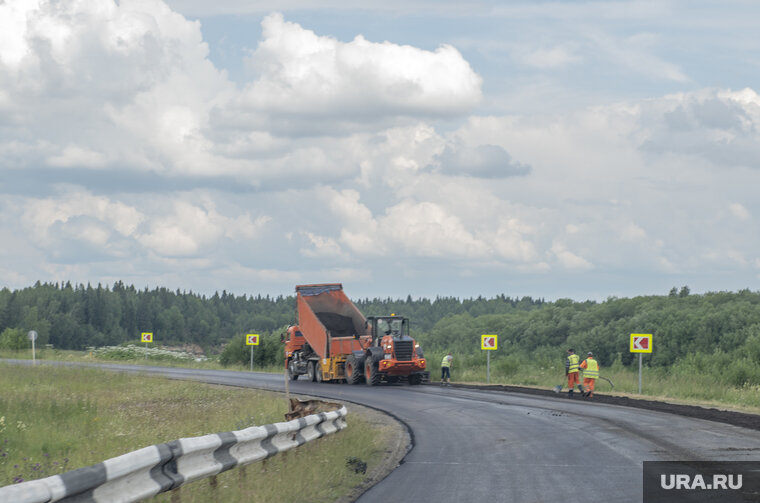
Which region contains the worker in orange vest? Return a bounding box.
[579,352,599,398]
[565,348,580,396]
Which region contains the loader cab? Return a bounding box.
[366,316,409,342]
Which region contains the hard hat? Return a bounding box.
[587,352,593,356]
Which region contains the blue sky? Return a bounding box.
[1,0,760,301]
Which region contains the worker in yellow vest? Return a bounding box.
[579,352,599,398]
[441,352,453,386]
[565,348,580,396]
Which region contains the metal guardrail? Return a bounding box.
[0,406,348,503]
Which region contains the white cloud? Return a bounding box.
[22,190,144,245]
[136,200,269,257]
[620,223,647,242]
[319,187,538,264]
[46,145,108,168]
[0,0,234,178]
[381,200,489,258]
[519,45,581,69]
[239,13,482,122]
[300,232,347,259]
[0,3,483,190]
[491,220,538,262]
[16,190,269,262]
[640,88,760,167]
[436,142,530,178]
[608,32,688,83]
[2,1,760,299]
[729,203,750,221]
[551,242,593,270]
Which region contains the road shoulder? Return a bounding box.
[337,401,411,503]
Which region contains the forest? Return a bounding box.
[1,282,759,385]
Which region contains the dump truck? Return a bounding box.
[283,283,428,385]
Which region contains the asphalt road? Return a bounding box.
[7,361,760,502]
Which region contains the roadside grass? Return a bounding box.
[153,416,383,503]
[5,348,760,413]
[450,359,760,414]
[0,348,283,374]
[0,363,382,502]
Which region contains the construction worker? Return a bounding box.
[579,352,599,397]
[441,352,453,385]
[565,348,580,396]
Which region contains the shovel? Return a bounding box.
[599,376,614,389]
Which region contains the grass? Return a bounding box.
[0,363,384,502]
[5,348,760,413]
[5,348,760,414]
[153,416,385,503]
[0,348,283,373]
[448,357,760,414]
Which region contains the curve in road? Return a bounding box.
[6,361,760,502]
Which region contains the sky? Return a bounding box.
[1,0,760,301]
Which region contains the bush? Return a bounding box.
[496,356,520,377]
[0,328,28,350]
[724,359,760,387]
[219,331,281,367]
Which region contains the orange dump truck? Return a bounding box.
[284,283,428,385]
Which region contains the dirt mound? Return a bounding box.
[284,398,342,420]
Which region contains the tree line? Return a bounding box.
[0,281,293,351]
[0,282,543,353]
[2,282,759,385]
[416,288,760,386]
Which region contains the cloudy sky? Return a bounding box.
[1,0,759,301]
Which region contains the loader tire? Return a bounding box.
[315,363,323,383]
[307,361,317,382]
[365,356,381,386]
[345,354,363,385]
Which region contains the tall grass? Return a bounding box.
[0,364,383,502]
[431,351,760,413]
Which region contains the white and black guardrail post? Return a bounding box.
[0,406,348,503]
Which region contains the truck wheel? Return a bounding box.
[287,361,299,381]
[409,374,422,385]
[307,361,317,382]
[345,355,363,385]
[365,356,381,386]
[315,363,323,383]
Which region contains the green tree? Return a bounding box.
[0,328,28,350]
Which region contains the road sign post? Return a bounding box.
[246,334,260,371]
[481,335,498,384]
[630,333,653,394]
[28,330,38,365]
[141,332,153,359]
